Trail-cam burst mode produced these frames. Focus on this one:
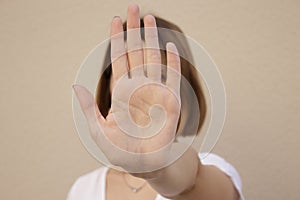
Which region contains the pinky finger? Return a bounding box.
[166,42,181,94]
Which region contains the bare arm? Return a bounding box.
[135,146,239,200]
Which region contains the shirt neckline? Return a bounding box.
[101,167,162,200]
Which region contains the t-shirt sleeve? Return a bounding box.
[66,168,107,200]
[200,153,245,200]
[66,181,76,200]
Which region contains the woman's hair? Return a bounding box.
[96,16,207,136]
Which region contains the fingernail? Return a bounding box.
[113,16,120,19]
[167,42,178,54]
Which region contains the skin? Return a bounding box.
[73,3,239,200]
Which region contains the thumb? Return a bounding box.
[72,84,105,140]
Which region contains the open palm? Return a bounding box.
[73,4,181,171]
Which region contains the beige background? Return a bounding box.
[0,0,299,199]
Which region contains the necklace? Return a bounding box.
[122,172,147,193]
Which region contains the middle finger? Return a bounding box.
[144,15,161,81]
[126,3,144,77]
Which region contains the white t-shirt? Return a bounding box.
[67,153,244,200]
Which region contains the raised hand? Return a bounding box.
[73,3,181,172]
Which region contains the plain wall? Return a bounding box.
[0,0,299,199]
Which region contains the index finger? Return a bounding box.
[110,16,128,82]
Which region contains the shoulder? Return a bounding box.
[199,153,245,200]
[67,167,109,200]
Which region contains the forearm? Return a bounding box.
[134,145,239,200]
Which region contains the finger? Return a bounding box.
[166,42,181,94]
[144,15,161,81]
[72,84,105,141]
[110,16,128,82]
[126,3,144,77]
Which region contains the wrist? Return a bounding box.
[162,149,201,199]
[145,145,201,198]
[170,155,201,198]
[130,166,165,180]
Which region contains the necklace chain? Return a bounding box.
[122,173,147,193]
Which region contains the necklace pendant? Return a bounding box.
[123,173,147,193]
[132,188,138,193]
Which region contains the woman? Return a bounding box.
[69,3,244,200]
